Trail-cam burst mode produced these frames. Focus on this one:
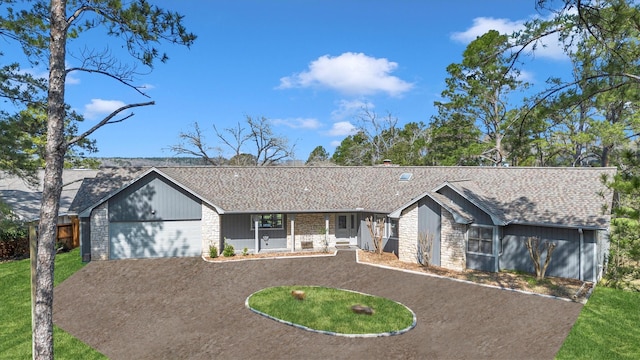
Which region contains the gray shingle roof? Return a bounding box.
[71,166,616,229]
[1,169,99,221]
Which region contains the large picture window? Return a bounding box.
[252,214,284,229]
[468,226,493,254]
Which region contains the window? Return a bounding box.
[387,218,398,239]
[399,172,413,181]
[338,215,347,229]
[468,226,493,254]
[252,214,284,229]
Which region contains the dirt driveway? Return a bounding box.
[54,251,582,359]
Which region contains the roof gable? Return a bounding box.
[73,167,221,217]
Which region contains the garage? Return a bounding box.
[106,173,203,260]
[109,220,202,259]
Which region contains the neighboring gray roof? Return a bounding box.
[0,169,99,221]
[71,166,616,230]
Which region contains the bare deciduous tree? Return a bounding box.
[356,107,400,165]
[171,116,295,166]
[247,116,295,165]
[417,232,434,267]
[365,216,385,255]
[168,122,224,165]
[524,236,557,280]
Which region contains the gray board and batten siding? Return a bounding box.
[107,173,203,259]
[437,186,493,225]
[418,197,441,266]
[500,225,601,282]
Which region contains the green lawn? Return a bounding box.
[0,248,106,359]
[3,250,637,358]
[556,286,640,359]
[247,285,415,335]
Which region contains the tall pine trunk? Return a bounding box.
[33,1,67,358]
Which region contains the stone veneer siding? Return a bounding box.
[287,213,325,250]
[398,203,418,263]
[440,210,467,271]
[201,204,220,256]
[90,202,109,260]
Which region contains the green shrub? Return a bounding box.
[209,245,218,258]
[222,243,235,257]
[0,217,27,242]
[242,247,249,256]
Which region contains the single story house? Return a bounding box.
[69,165,616,282]
[0,169,99,247]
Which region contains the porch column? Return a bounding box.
[325,214,330,246]
[254,215,259,254]
[290,215,296,253]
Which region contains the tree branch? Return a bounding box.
[66,66,150,98]
[65,101,154,147]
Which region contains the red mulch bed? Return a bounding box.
[357,250,592,301]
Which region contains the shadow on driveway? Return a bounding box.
[54,251,582,359]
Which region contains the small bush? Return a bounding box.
[209,245,218,258]
[222,243,235,257]
[242,247,249,256]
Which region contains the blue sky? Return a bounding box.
[57,1,572,161]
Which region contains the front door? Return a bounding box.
[335,213,358,245]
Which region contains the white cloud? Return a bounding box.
[331,99,374,121]
[452,16,568,61]
[327,121,357,137]
[272,117,322,130]
[517,69,535,83]
[330,140,342,148]
[451,17,524,43]
[139,83,155,91]
[278,52,414,97]
[83,99,126,120]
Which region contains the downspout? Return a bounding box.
[493,226,500,273]
[578,228,584,281]
[594,230,599,281]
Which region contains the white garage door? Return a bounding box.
[109,220,202,259]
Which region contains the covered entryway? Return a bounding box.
[335,213,358,245]
[109,220,202,259]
